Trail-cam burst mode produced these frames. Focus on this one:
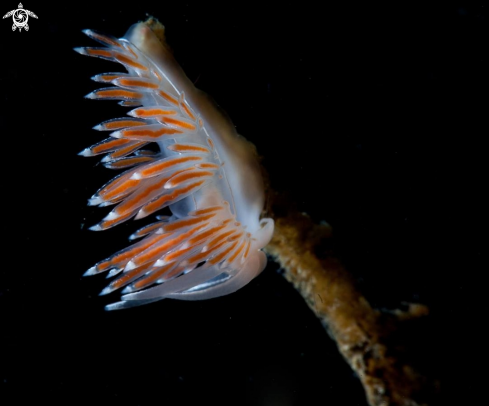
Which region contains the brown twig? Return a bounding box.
[263,190,438,406]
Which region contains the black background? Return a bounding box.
[0,2,486,405]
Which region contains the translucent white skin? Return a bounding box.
[124,24,265,228]
[96,23,275,306]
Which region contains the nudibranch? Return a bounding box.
[75,19,274,310]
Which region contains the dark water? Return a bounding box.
[0,2,485,405]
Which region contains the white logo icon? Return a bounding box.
[3,3,37,31]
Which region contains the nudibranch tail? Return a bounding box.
[77,20,274,310]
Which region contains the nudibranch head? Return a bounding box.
[76,19,274,310]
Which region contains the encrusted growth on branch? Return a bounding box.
[264,190,438,406]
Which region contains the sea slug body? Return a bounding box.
[75,20,274,310]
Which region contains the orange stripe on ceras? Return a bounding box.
[107,156,154,168]
[100,178,140,201]
[140,181,205,216]
[227,239,247,263]
[110,261,155,290]
[123,44,139,60]
[132,263,176,290]
[158,90,179,105]
[190,206,224,216]
[118,78,159,89]
[91,138,132,154]
[209,240,239,265]
[181,103,196,120]
[89,32,123,48]
[97,74,125,82]
[163,245,196,263]
[162,264,189,280]
[205,229,239,249]
[139,156,202,178]
[94,89,143,99]
[132,221,166,239]
[110,233,170,267]
[184,224,227,247]
[108,141,146,159]
[113,52,148,70]
[114,166,189,214]
[186,236,236,264]
[94,260,112,272]
[121,126,183,139]
[102,120,146,130]
[100,209,135,229]
[228,230,244,241]
[243,239,251,259]
[164,212,216,232]
[166,170,213,188]
[115,175,171,214]
[197,163,220,170]
[130,242,172,268]
[152,70,162,81]
[169,144,210,153]
[132,224,206,267]
[160,116,196,130]
[132,108,177,117]
[85,48,112,58]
